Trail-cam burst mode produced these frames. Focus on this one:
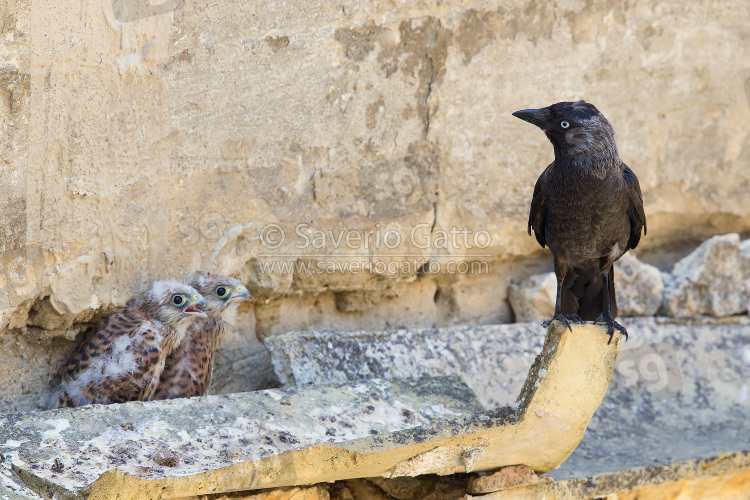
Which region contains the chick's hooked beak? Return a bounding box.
[234,285,251,301]
[512,108,551,130]
[184,294,207,317]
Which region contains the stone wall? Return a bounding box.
[1,0,749,412]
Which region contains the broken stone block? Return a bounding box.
[467,465,551,494]
[663,233,747,318]
[741,238,750,269]
[613,254,664,317]
[0,466,41,500]
[467,450,750,499]
[265,323,545,408]
[507,273,556,323]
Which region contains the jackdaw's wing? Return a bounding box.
[528,164,552,248]
[623,165,647,251]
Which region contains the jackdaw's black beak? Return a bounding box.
[512,108,550,130]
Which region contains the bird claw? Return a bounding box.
[594,312,628,344]
[542,313,584,333]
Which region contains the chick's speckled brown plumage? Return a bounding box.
[52,281,206,408]
[152,274,250,400]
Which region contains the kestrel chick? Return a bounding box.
[52,281,207,408]
[152,274,250,400]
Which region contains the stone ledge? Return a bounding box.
[0,323,621,499]
[1,377,481,498]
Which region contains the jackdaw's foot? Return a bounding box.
[594,312,628,344]
[542,313,584,333]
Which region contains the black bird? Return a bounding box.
[512,101,646,342]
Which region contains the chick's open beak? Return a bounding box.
[184,295,207,317]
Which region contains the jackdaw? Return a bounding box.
[512,100,646,341]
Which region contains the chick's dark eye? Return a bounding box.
[216,287,227,297]
[560,121,570,129]
[172,295,184,306]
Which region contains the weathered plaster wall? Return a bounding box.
[1,0,749,411]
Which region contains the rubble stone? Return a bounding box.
[467,465,551,494]
[365,476,437,500]
[207,485,331,500]
[663,233,747,318]
[507,273,556,323]
[508,255,664,322]
[613,254,664,317]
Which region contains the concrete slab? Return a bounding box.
[0,323,622,499]
[554,316,750,480]
[265,317,750,481]
[265,322,543,409]
[0,377,482,498]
